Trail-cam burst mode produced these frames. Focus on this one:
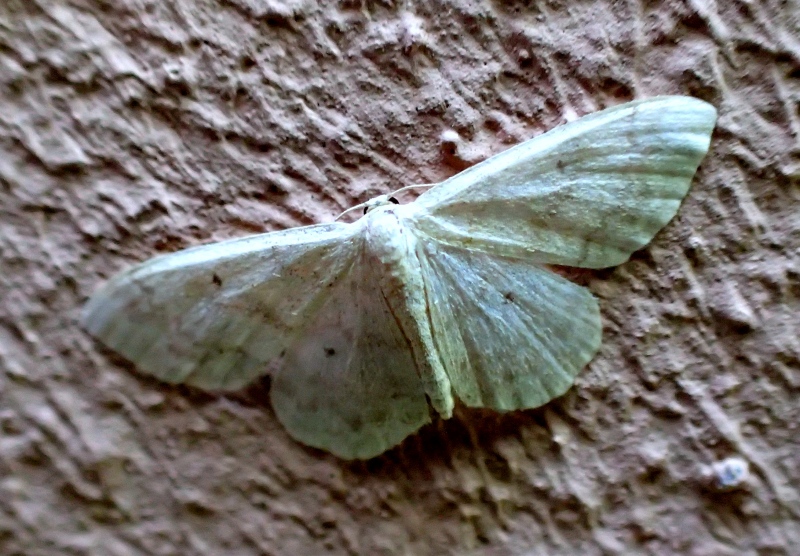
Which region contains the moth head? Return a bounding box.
[362,194,400,215]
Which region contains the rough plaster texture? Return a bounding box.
[1,0,799,555]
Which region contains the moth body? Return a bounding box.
[362,206,454,417]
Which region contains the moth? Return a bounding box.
[82,96,717,459]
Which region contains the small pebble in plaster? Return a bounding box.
[439,129,488,168]
[440,129,461,153]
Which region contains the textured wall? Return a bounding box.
[1,0,799,554]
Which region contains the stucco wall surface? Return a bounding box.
[1,0,799,554]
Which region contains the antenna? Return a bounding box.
[335,183,437,221]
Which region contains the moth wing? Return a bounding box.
[270,248,430,460]
[417,239,601,411]
[412,96,717,268]
[82,222,358,390]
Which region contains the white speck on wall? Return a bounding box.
[709,457,750,491]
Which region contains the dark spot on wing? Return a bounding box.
[504,292,516,303]
[324,347,336,357]
[348,415,363,431]
[212,273,223,286]
[556,159,566,172]
[389,196,399,204]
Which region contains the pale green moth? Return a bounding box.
[82,96,717,459]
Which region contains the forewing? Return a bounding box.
[417,240,601,411]
[82,223,357,390]
[270,253,430,460]
[412,96,717,268]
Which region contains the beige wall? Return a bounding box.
[1,1,798,554]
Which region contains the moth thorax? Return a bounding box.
[364,210,418,271]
